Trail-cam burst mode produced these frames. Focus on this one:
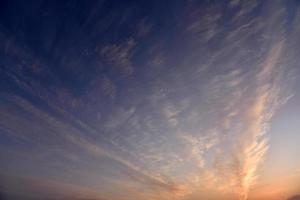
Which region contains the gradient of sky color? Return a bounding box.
[0,1,300,200]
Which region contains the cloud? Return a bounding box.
[178,132,218,168]
[183,2,222,44]
[210,40,286,200]
[0,93,187,200]
[235,41,284,200]
[0,1,299,200]
[100,39,136,76]
[233,0,259,21]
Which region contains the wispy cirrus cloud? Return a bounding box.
[100,39,136,76]
[0,1,299,200]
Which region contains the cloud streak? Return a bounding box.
[235,41,284,200]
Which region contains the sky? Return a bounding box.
[0,0,300,200]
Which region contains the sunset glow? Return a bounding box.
[0,1,300,200]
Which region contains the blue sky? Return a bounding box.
[0,1,300,200]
